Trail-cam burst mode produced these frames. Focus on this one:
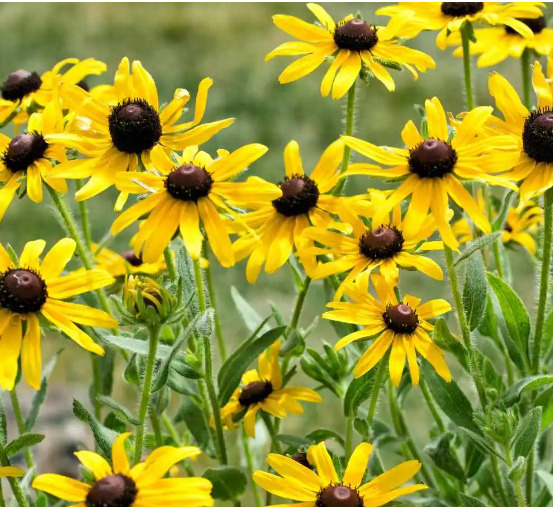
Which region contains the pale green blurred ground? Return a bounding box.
[0,1,544,477]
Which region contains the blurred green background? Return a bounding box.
[0,1,545,481]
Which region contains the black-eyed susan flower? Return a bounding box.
[220,341,322,438]
[253,440,427,506]
[91,243,166,278]
[232,140,372,282]
[49,57,233,208]
[447,15,553,67]
[0,99,68,221]
[0,238,117,390]
[267,3,435,99]
[32,432,213,507]
[376,2,544,50]
[0,58,106,127]
[324,274,451,385]
[342,97,519,250]
[111,144,276,267]
[304,189,444,300]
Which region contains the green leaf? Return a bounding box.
[433,318,469,371]
[5,433,44,457]
[73,399,117,457]
[537,470,553,497]
[306,428,345,447]
[202,466,247,500]
[99,349,115,396]
[344,368,377,417]
[26,351,61,431]
[0,396,7,446]
[230,286,270,333]
[463,253,487,331]
[459,428,503,460]
[460,494,492,507]
[465,439,485,478]
[177,397,212,453]
[454,232,502,265]
[513,407,542,458]
[425,432,465,481]
[276,434,310,448]
[97,396,140,425]
[421,362,480,433]
[501,375,553,406]
[487,272,530,359]
[124,354,141,385]
[217,326,285,406]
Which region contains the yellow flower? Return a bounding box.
[323,274,451,385]
[48,57,233,209]
[447,15,553,67]
[253,440,427,506]
[304,190,444,300]
[32,432,213,507]
[267,3,435,99]
[342,97,519,250]
[0,98,69,221]
[376,2,544,50]
[232,139,372,282]
[0,58,106,126]
[111,144,276,267]
[0,238,117,390]
[220,341,322,438]
[92,243,166,278]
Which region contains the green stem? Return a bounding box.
[333,83,356,196]
[367,360,386,429]
[419,377,446,433]
[533,187,553,371]
[0,480,5,507]
[345,417,353,461]
[521,48,532,110]
[261,413,282,454]
[0,445,29,507]
[490,453,510,507]
[133,324,160,465]
[505,443,526,507]
[9,391,33,469]
[193,259,207,313]
[526,449,535,506]
[492,240,504,279]
[75,180,93,252]
[163,247,177,282]
[242,427,263,507]
[289,277,311,331]
[461,22,475,110]
[204,248,227,361]
[91,356,102,420]
[443,245,488,408]
[150,410,164,447]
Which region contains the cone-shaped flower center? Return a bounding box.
[121,250,144,267]
[383,303,419,334]
[2,133,48,173]
[239,380,273,406]
[165,164,213,201]
[1,70,42,101]
[440,2,484,17]
[505,16,546,35]
[317,486,363,507]
[409,139,457,178]
[272,175,319,216]
[359,225,404,260]
[108,99,162,153]
[86,474,138,507]
[292,452,312,469]
[334,19,378,51]
[523,110,553,163]
[0,269,47,314]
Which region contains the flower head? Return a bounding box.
[0,238,117,390]
[267,3,435,99]
[220,341,322,438]
[253,440,427,506]
[323,274,451,385]
[32,432,213,507]
[342,97,519,250]
[92,243,166,278]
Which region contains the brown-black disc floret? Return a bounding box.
[1,70,42,101]
[408,139,457,178]
[272,175,319,216]
[333,19,378,51]
[0,268,48,314]
[239,380,274,406]
[440,2,484,17]
[2,133,48,173]
[85,474,138,507]
[359,225,404,260]
[505,16,546,35]
[316,485,363,507]
[382,303,419,334]
[165,164,214,202]
[522,108,553,163]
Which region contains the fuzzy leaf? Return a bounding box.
[231,286,270,333]
[202,466,247,500]
[72,399,117,457]
[460,494,492,507]
[433,318,469,371]
[177,397,212,454]
[344,367,377,417]
[454,232,502,265]
[425,432,465,481]
[463,253,487,331]
[513,407,542,458]
[97,396,140,425]
[501,375,553,406]
[5,434,44,457]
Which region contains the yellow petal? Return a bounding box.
[32,474,90,501]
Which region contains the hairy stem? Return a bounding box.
[163,247,177,282]
[9,390,33,469]
[242,428,263,507]
[333,83,356,196]
[204,248,227,361]
[521,48,532,110]
[461,23,475,110]
[367,360,386,429]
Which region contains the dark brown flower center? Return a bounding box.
[272,175,319,216]
[2,133,48,173]
[108,99,162,153]
[0,269,48,314]
[85,474,137,507]
[522,109,553,163]
[292,452,312,469]
[165,164,213,201]
[505,16,546,35]
[333,19,378,51]
[316,486,363,507]
[77,80,90,92]
[504,223,513,233]
[359,226,404,260]
[1,70,42,101]
[383,303,419,334]
[440,2,484,17]
[239,381,273,406]
[121,250,143,267]
[409,139,457,178]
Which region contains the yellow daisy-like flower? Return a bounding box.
[324,274,451,385]
[0,58,106,126]
[91,243,166,278]
[342,97,519,250]
[304,189,444,300]
[253,440,427,507]
[32,432,213,507]
[267,3,435,99]
[376,2,544,50]
[0,98,68,221]
[0,238,117,390]
[232,140,372,282]
[220,341,322,438]
[447,15,553,67]
[49,57,233,208]
[111,144,276,267]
